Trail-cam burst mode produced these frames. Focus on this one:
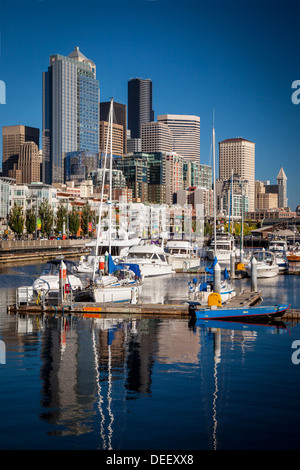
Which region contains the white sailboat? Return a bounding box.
[188,259,236,304]
[33,259,82,293]
[188,120,236,304]
[77,229,141,273]
[206,168,238,261]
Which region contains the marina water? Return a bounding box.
[1,260,300,450]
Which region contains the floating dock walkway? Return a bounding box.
[7,289,300,320]
[7,291,262,318]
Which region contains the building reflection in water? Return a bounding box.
[4,305,288,450]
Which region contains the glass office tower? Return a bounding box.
[128,78,154,139]
[43,47,99,184]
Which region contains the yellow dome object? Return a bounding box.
[208,292,222,307]
[236,263,245,271]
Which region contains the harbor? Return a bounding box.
[1,258,300,451]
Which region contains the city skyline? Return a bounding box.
[0,0,299,209]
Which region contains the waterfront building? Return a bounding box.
[42,47,99,185]
[100,101,127,155]
[128,78,154,139]
[187,186,214,217]
[64,150,98,183]
[114,154,149,202]
[219,138,255,212]
[2,125,40,179]
[157,114,200,163]
[91,168,126,192]
[147,152,166,204]
[183,161,212,190]
[0,177,13,225]
[10,182,58,216]
[141,121,173,154]
[165,153,183,205]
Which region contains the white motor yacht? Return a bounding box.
[124,244,174,277]
[206,232,238,261]
[164,240,200,270]
[245,250,279,278]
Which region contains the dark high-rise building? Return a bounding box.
[2,125,39,178]
[100,101,127,155]
[128,78,154,139]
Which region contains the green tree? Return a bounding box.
[204,221,212,236]
[69,207,80,236]
[39,199,54,237]
[81,201,95,237]
[55,202,67,236]
[25,207,36,236]
[8,204,25,237]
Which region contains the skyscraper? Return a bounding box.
[100,101,127,155]
[128,78,154,139]
[157,114,200,163]
[277,167,288,208]
[219,137,255,212]
[42,47,99,184]
[18,141,40,184]
[2,125,39,178]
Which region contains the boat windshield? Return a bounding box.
[128,252,153,259]
[42,261,75,275]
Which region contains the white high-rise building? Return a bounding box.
[219,138,255,212]
[157,114,200,163]
[141,121,173,154]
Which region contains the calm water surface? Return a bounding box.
[0,261,300,450]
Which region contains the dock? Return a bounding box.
[7,290,263,318]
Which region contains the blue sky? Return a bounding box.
[0,0,299,209]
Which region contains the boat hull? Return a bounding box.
[207,249,238,261]
[167,256,200,270]
[245,265,279,278]
[191,304,289,321]
[91,284,141,303]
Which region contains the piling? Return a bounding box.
[251,256,257,292]
[213,261,221,294]
[230,252,236,278]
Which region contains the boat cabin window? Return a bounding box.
[129,252,152,259]
[159,254,166,262]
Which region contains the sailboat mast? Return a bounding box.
[212,123,217,257]
[109,98,113,255]
[92,98,112,282]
